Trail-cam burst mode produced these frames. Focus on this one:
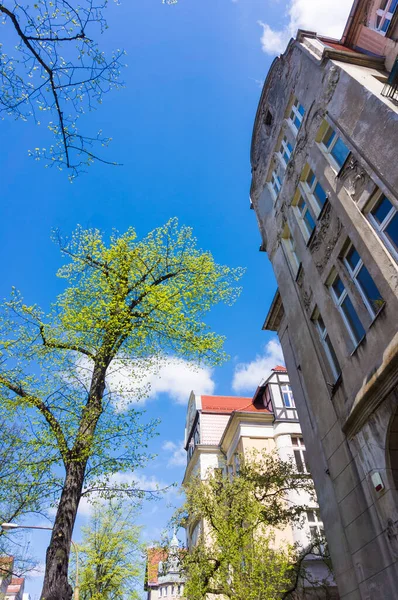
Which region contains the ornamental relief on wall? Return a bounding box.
[337,153,370,201]
[309,202,343,274]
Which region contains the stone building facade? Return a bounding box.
[249,1,398,598]
[183,367,338,596]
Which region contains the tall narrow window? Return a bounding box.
[306,510,325,552]
[282,384,295,408]
[313,311,341,381]
[280,136,293,166]
[305,169,328,211]
[321,125,350,170]
[296,195,316,239]
[375,0,398,33]
[368,194,398,262]
[330,274,366,346]
[271,171,282,198]
[291,436,309,473]
[343,244,384,318]
[289,98,305,132]
[282,227,300,274]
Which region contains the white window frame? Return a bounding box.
[306,509,324,552]
[375,0,397,34]
[343,244,384,319]
[279,135,293,166]
[291,436,309,474]
[282,229,300,275]
[289,98,305,134]
[367,193,398,263]
[303,170,328,215]
[281,384,295,408]
[320,125,350,173]
[329,273,365,347]
[295,192,316,241]
[270,170,282,199]
[313,311,340,381]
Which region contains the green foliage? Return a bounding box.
[174,450,317,600]
[69,501,143,600]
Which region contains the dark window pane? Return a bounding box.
[298,103,305,116]
[306,170,315,187]
[323,127,335,148]
[317,315,325,332]
[287,141,293,153]
[294,116,301,129]
[371,195,393,224]
[346,246,361,271]
[325,334,341,377]
[376,15,382,28]
[356,265,384,313]
[303,449,310,473]
[314,183,327,208]
[385,212,398,253]
[294,450,304,472]
[291,436,298,446]
[381,18,391,32]
[380,0,388,9]
[331,138,350,168]
[391,0,398,12]
[341,296,365,343]
[332,276,345,298]
[304,210,316,234]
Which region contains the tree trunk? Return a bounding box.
[40,460,86,600]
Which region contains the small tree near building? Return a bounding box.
[175,450,334,600]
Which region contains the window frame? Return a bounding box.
[304,169,328,214]
[343,243,384,319]
[375,0,398,34]
[313,310,341,381]
[281,384,295,408]
[295,192,316,241]
[270,170,282,200]
[291,436,309,474]
[289,98,305,134]
[282,226,300,275]
[367,192,398,263]
[279,135,293,166]
[329,272,366,348]
[320,125,350,173]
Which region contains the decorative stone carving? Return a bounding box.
[309,203,343,274]
[387,518,398,558]
[338,154,370,201]
[296,267,313,313]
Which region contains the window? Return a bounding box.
[291,436,309,473]
[234,453,241,475]
[282,384,295,408]
[282,227,300,273]
[297,194,316,239]
[321,125,350,170]
[368,194,398,261]
[178,585,181,595]
[280,136,293,166]
[305,169,328,212]
[375,0,398,33]
[271,171,282,198]
[265,109,273,126]
[313,312,341,381]
[289,98,305,132]
[330,274,365,346]
[306,510,324,544]
[343,244,384,318]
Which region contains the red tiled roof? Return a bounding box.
[201,395,270,413]
[10,577,24,585]
[146,548,166,586]
[272,365,287,373]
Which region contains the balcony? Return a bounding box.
[382,57,398,101]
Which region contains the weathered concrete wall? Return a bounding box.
[250,33,398,600]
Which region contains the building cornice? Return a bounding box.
[263,289,284,332]
[182,445,222,485]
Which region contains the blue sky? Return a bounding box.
[0,0,352,596]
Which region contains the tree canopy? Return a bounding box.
[0,218,243,599]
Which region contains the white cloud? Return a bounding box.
[258,0,353,55]
[232,339,284,393]
[74,355,215,409]
[162,440,186,467]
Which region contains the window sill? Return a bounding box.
[330,373,342,397]
[350,333,367,357]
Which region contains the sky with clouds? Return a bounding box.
[0,0,352,597]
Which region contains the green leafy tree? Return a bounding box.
[0,218,243,600]
[174,450,332,600]
[0,0,125,179]
[69,501,143,600]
